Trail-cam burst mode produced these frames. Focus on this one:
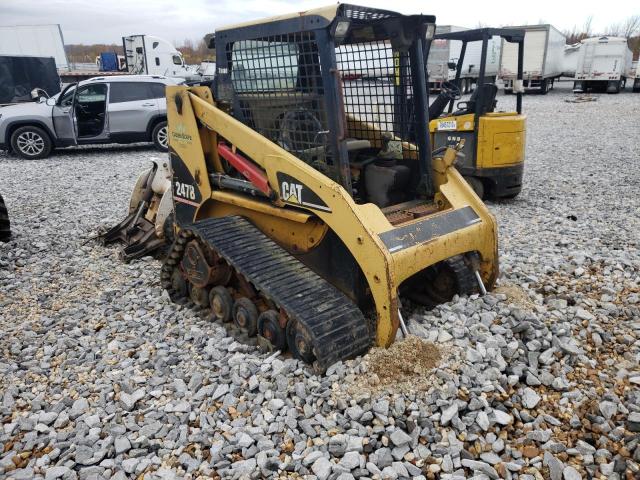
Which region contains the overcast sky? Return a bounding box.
[2,0,638,45]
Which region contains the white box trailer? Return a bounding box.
[573,36,634,94]
[562,43,582,77]
[499,24,566,94]
[428,25,468,90]
[428,25,501,92]
[0,24,68,70]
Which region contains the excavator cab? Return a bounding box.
[427,28,526,199]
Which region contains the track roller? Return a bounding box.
[189,284,210,308]
[233,297,258,336]
[209,286,233,322]
[258,310,286,352]
[286,320,315,363]
[170,268,188,301]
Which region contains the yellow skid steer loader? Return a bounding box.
[107,4,500,371]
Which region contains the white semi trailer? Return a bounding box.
[573,36,634,94]
[499,24,565,94]
[562,43,582,77]
[0,24,68,70]
[428,25,501,93]
[122,35,193,79]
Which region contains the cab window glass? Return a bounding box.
[231,40,299,92]
[59,86,77,106]
[109,82,152,103]
[76,84,107,103]
[172,55,183,65]
[148,83,166,99]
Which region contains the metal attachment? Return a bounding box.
[475,270,487,296]
[398,309,409,337]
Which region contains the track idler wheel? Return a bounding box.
[233,298,259,336]
[210,286,233,322]
[286,320,315,364]
[258,310,286,352]
[169,268,188,301]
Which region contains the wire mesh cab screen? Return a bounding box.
[336,42,418,154]
[228,32,332,175]
[221,5,430,187]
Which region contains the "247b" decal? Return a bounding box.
[174,181,196,200]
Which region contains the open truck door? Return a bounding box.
[52,83,78,144]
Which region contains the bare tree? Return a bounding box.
[583,16,593,37]
[622,15,640,38]
[563,16,595,44]
[605,22,622,36]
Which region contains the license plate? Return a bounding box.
[437,120,457,131]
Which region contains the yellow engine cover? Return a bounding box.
[477,113,526,169]
[429,112,526,170]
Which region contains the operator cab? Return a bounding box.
[428,28,524,120]
[214,4,437,209]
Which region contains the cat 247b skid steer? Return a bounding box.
[107,4,500,371]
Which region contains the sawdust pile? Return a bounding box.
[495,282,537,310]
[367,335,442,383]
[338,335,452,396]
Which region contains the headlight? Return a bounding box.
[425,24,436,39]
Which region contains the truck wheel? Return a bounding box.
[463,176,484,199]
[10,126,52,159]
[539,79,548,94]
[607,80,621,94]
[152,121,168,151]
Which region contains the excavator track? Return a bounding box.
[161,216,372,371]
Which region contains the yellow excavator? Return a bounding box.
[427,28,526,199]
[105,5,499,371]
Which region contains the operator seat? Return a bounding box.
[453,83,498,116]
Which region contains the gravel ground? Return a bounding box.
[1,82,639,480]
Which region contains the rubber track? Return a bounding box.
[0,194,10,242]
[446,255,478,295]
[161,216,372,370]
